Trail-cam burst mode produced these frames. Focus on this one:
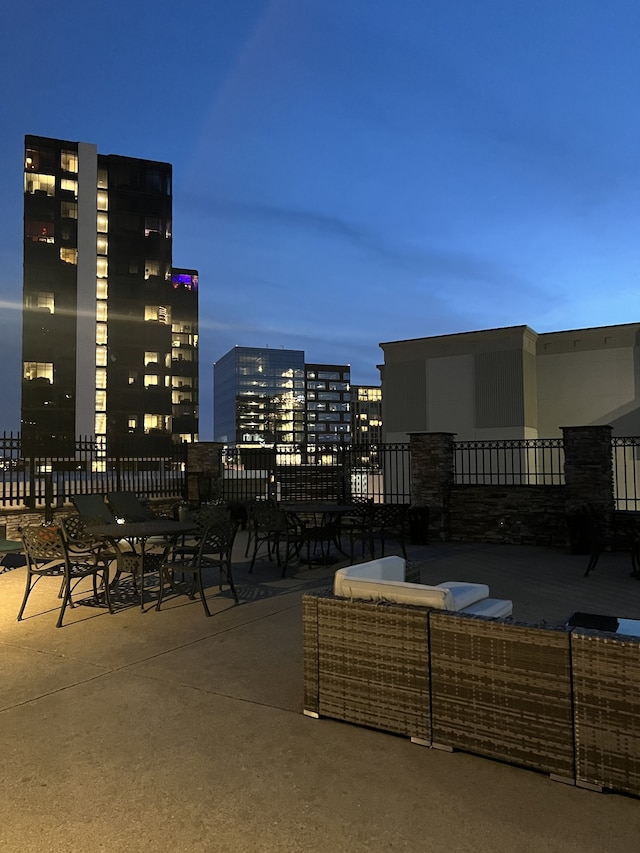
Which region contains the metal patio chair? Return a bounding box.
[158,520,239,616]
[19,524,113,628]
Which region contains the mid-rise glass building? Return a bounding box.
[213,347,351,447]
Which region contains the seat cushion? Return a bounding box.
[434,581,490,611]
[335,577,449,608]
[461,597,513,618]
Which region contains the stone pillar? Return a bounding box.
[185,442,225,504]
[562,425,614,548]
[409,432,456,541]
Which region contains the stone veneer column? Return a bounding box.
[185,442,225,504]
[409,432,456,541]
[562,425,614,523]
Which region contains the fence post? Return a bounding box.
[185,442,225,504]
[409,432,455,541]
[562,425,614,549]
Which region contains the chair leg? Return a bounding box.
[17,572,36,622]
[56,578,71,628]
[222,559,238,605]
[195,569,211,616]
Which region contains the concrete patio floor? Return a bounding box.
[2,532,640,852]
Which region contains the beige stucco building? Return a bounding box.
[380,323,640,441]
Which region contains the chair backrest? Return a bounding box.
[73,495,116,523]
[371,504,410,530]
[251,502,287,533]
[21,525,67,562]
[107,492,156,522]
[61,514,90,544]
[190,504,231,535]
[198,520,239,560]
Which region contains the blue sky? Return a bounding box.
[1,0,639,438]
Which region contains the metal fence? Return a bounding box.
[454,438,566,486]
[612,436,640,511]
[5,430,637,511]
[0,432,187,509]
[220,443,411,505]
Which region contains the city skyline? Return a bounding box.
[2,0,639,439]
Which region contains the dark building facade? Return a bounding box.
[304,363,351,445]
[213,347,351,447]
[22,135,198,456]
[351,385,383,444]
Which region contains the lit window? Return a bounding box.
[60,178,78,196]
[25,173,55,196]
[144,414,170,433]
[128,417,137,432]
[23,362,53,383]
[96,323,107,345]
[96,303,107,322]
[60,150,78,173]
[144,217,163,236]
[25,150,39,170]
[144,374,158,388]
[60,247,78,265]
[97,190,108,211]
[96,368,107,389]
[61,201,78,219]
[95,347,107,366]
[26,292,55,313]
[144,351,159,366]
[95,390,106,410]
[144,260,160,280]
[128,371,137,385]
[97,213,108,232]
[94,413,106,434]
[96,279,108,299]
[145,305,171,324]
[97,236,108,255]
[96,257,108,278]
[97,169,108,189]
[26,220,54,242]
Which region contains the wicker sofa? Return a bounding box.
[303,584,640,798]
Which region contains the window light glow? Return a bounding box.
[60,178,78,196]
[23,362,53,382]
[25,173,55,196]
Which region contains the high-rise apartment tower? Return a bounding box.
[22,135,198,456]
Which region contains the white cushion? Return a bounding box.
[434,581,490,611]
[461,597,513,618]
[333,559,502,614]
[335,556,406,585]
[335,577,451,608]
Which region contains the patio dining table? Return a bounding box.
[86,519,195,610]
[280,503,353,564]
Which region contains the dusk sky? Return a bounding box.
[1,0,639,438]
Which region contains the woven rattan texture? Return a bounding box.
[572,630,640,796]
[303,594,430,740]
[429,613,575,777]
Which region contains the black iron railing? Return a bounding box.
[454,438,565,486]
[612,436,640,511]
[221,443,411,505]
[0,432,186,508]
